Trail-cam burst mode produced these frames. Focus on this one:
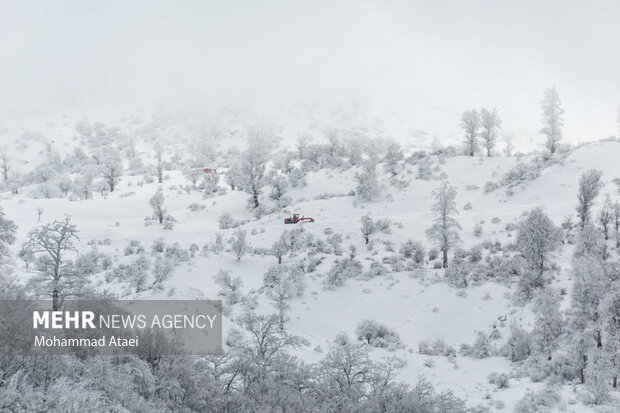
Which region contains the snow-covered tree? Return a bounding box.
[184,168,203,189]
[360,215,375,245]
[263,265,294,330]
[354,161,381,202]
[152,255,174,286]
[426,181,461,268]
[21,216,80,310]
[269,174,289,206]
[571,255,607,353]
[576,169,603,230]
[540,85,564,154]
[271,236,289,264]
[215,268,244,305]
[503,132,515,157]
[530,289,563,355]
[149,189,167,224]
[600,287,620,389]
[154,141,164,184]
[0,207,17,265]
[231,229,248,261]
[202,170,220,196]
[295,135,309,160]
[573,224,605,260]
[0,152,10,182]
[239,135,270,208]
[614,200,620,248]
[516,207,561,286]
[383,142,403,177]
[479,108,501,157]
[461,109,480,157]
[598,194,612,240]
[101,151,123,192]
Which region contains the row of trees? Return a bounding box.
[460,85,564,157]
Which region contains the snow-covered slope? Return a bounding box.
[2,140,620,412]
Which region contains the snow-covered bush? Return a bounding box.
[399,240,425,263]
[187,202,206,212]
[151,238,166,254]
[461,331,492,358]
[487,372,509,389]
[215,268,244,307]
[164,242,190,263]
[355,320,402,349]
[324,257,363,288]
[363,261,387,279]
[230,229,249,261]
[124,240,145,256]
[483,181,499,193]
[418,337,456,357]
[218,213,235,229]
[354,161,382,202]
[152,256,174,286]
[513,387,560,413]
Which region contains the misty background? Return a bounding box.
[1,0,619,149]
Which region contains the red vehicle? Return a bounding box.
[284,213,315,224]
[203,168,217,174]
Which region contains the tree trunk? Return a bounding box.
[442,248,448,268]
[253,194,259,208]
[278,256,282,264]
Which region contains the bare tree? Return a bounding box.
[540,85,564,154]
[426,181,461,268]
[21,216,79,310]
[576,169,603,230]
[461,109,480,157]
[480,108,502,157]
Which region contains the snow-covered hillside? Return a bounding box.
[0,126,619,412]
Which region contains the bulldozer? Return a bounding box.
[284,213,314,224]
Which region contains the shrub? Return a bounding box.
[124,240,145,256]
[324,258,363,288]
[514,387,560,413]
[488,372,510,389]
[484,181,499,193]
[399,240,425,264]
[355,319,402,349]
[218,213,235,229]
[364,261,387,278]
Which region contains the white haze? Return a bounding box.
[1,0,619,148]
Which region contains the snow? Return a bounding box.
[2,137,620,411]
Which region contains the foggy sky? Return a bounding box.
[1,0,618,145]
